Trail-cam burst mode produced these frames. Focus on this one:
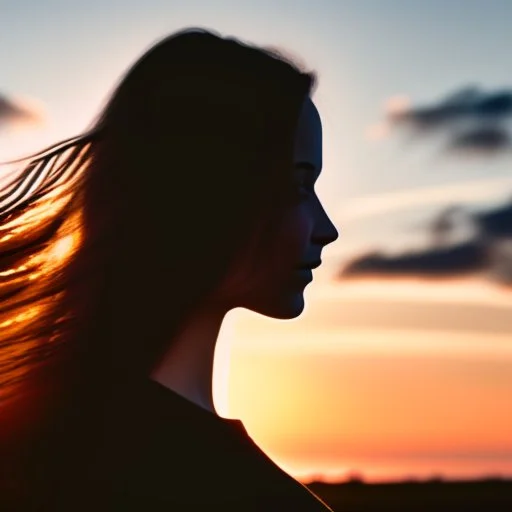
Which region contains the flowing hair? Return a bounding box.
[0,27,316,509]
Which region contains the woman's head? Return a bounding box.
[84,27,337,322]
[72,27,334,373]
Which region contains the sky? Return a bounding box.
[2,0,512,482]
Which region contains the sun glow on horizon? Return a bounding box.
[214,278,512,481]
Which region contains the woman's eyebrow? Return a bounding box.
[295,161,321,178]
[295,162,316,171]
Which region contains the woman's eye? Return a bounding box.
[294,181,313,199]
[291,172,314,201]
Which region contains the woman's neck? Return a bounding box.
[149,306,227,414]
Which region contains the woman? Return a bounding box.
[0,27,339,511]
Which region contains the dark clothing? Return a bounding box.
[88,378,334,511]
[11,377,333,511]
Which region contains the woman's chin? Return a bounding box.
[247,292,306,320]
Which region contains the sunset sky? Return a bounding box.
[2,0,512,482]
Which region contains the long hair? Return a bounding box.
[0,27,316,508]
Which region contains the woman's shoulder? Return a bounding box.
[104,378,333,510]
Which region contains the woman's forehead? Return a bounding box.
[294,98,322,172]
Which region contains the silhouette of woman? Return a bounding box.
[0,27,338,511]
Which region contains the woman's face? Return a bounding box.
[214,96,339,319]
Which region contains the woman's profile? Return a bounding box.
[0,27,338,511]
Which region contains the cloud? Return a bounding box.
[0,93,47,130]
[477,199,512,237]
[352,86,512,284]
[388,86,512,129]
[371,86,512,154]
[448,125,511,155]
[339,241,485,279]
[339,199,512,286]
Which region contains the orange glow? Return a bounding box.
[215,280,512,482]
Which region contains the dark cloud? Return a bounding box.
[474,90,512,118]
[476,199,512,238]
[339,199,512,286]
[354,87,512,284]
[386,86,512,154]
[339,241,485,279]
[0,93,45,129]
[389,86,512,129]
[448,125,511,154]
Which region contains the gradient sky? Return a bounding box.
[2,0,512,482]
